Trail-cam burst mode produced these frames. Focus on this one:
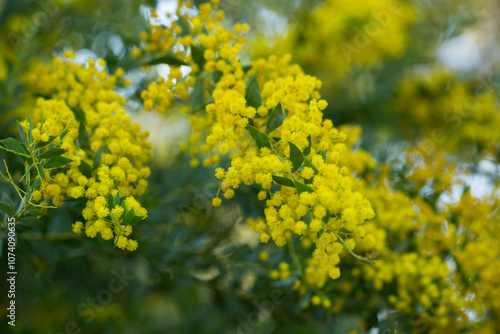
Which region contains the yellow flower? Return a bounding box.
[111,205,124,220]
[258,251,269,261]
[311,295,322,306]
[69,186,85,199]
[72,221,84,234]
[116,236,128,250]
[302,167,315,179]
[127,239,139,251]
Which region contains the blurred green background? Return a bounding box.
[1,0,499,333]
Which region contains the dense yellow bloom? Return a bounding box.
[391,67,500,155]
[1,1,498,332]
[448,191,500,321]
[20,56,152,251]
[133,4,500,332]
[137,2,375,284]
[253,0,414,83]
[328,139,500,332]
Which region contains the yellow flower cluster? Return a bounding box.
[269,261,292,281]
[207,62,375,286]
[22,55,152,251]
[25,51,128,110]
[253,0,414,82]
[450,191,500,324]
[358,250,475,333]
[391,67,500,155]
[20,98,79,207]
[358,183,418,242]
[330,142,500,332]
[137,2,376,283]
[363,253,446,308]
[136,5,500,332]
[337,125,378,174]
[137,0,230,55]
[139,0,248,119]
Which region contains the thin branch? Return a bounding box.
[327,224,375,266]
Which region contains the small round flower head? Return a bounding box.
[72,221,84,234]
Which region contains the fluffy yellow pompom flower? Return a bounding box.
[20,55,153,251]
[72,221,84,234]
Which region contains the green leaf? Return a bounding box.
[77,122,90,151]
[35,135,57,149]
[192,77,205,111]
[113,192,120,207]
[59,129,69,140]
[72,107,86,124]
[294,179,313,194]
[289,142,304,173]
[93,147,103,167]
[39,147,65,159]
[108,192,114,210]
[212,70,222,83]
[43,156,72,169]
[321,150,327,162]
[272,175,295,187]
[120,200,127,213]
[17,121,28,145]
[303,135,312,156]
[27,207,45,217]
[247,124,270,149]
[20,142,30,152]
[141,52,187,66]
[35,162,45,180]
[0,138,30,157]
[245,71,262,109]
[16,216,39,228]
[322,209,331,224]
[303,210,312,224]
[295,291,312,312]
[78,160,93,178]
[28,115,33,143]
[130,215,144,224]
[0,201,15,216]
[30,177,42,189]
[176,16,191,37]
[266,103,285,134]
[303,157,319,174]
[191,44,205,70]
[124,208,135,225]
